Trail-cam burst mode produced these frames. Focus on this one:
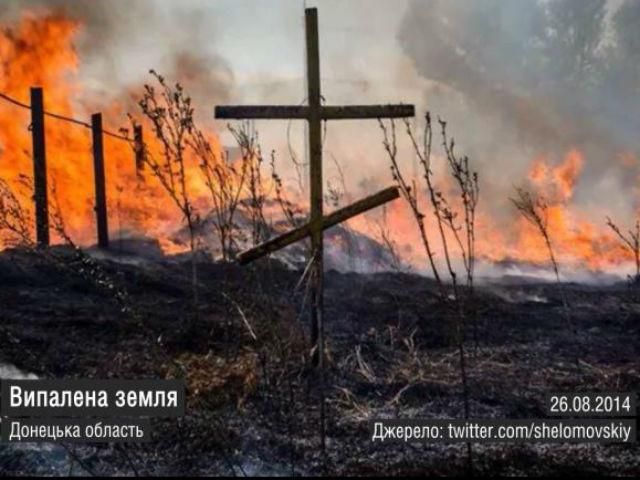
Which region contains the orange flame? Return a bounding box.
[0,12,636,275]
[0,13,223,251]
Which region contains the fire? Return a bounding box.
[352,148,634,274]
[0,12,221,250]
[453,150,630,271]
[508,150,631,269]
[0,11,636,276]
[527,149,583,202]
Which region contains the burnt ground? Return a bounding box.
[0,246,638,476]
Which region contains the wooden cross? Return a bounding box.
[215,8,414,365]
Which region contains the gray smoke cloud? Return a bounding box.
[0,0,234,113]
[398,0,640,219]
[0,0,146,50]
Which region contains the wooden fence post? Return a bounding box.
[134,124,145,178]
[30,87,49,247]
[91,113,109,249]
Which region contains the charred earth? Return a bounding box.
[0,247,638,476]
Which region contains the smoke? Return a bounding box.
[2,0,639,273]
[0,1,146,50]
[0,0,234,112]
[397,0,640,224]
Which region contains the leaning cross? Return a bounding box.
[215,8,414,366]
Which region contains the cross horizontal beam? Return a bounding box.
[215,104,414,121]
[237,186,400,265]
[216,105,308,119]
[320,105,414,120]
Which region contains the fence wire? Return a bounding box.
[0,91,133,143]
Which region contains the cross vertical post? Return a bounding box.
[305,7,327,459]
[306,8,324,368]
[30,87,49,247]
[91,113,109,249]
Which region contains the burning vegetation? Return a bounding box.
[0,4,639,477]
[0,11,638,274]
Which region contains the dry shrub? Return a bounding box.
[511,187,574,333]
[252,300,309,371]
[0,175,34,247]
[229,123,270,248]
[380,112,478,472]
[605,216,640,283]
[165,351,259,409]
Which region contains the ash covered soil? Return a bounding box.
[0,247,638,476]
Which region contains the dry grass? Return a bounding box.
[380,112,480,472]
[606,216,640,283]
[511,187,574,334]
